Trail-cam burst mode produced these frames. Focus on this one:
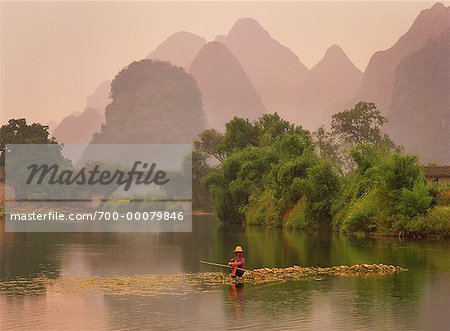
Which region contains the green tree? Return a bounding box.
[331,102,389,146]
[203,114,316,225]
[192,150,212,210]
[255,113,306,146]
[222,117,257,154]
[194,129,225,163]
[334,151,433,234]
[303,162,340,228]
[314,126,341,166]
[315,102,398,172]
[0,118,57,166]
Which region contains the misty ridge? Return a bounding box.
[51,2,450,164]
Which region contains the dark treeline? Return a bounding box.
[194,102,450,237]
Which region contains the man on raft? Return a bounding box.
[228,246,245,278]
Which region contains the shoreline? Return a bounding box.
[0,209,448,239]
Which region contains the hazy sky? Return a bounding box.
[1,1,447,124]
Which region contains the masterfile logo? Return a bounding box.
[4,144,192,233]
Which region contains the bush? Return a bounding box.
[331,173,360,230]
[398,181,433,218]
[407,206,450,237]
[284,198,308,229]
[274,154,317,207]
[334,152,433,235]
[340,193,377,233]
[302,162,340,229]
[203,147,278,224]
[246,190,282,227]
[434,184,450,206]
[201,111,443,237]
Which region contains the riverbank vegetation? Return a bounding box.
[1,106,449,238]
[195,102,450,238]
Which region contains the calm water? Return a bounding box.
[1,215,449,330]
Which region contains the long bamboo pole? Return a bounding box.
[200,260,247,272]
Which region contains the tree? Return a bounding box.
[333,152,432,234]
[255,113,301,146]
[203,113,316,225]
[194,129,225,163]
[314,126,341,165]
[315,102,398,172]
[192,150,212,210]
[303,161,340,228]
[222,117,257,154]
[331,102,389,146]
[204,146,278,224]
[0,118,57,166]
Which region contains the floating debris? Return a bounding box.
[49,273,212,297]
[0,276,49,296]
[206,263,407,284]
[0,264,406,296]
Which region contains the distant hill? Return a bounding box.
[388,29,450,164]
[52,80,110,144]
[52,107,104,144]
[147,31,207,70]
[353,3,450,114]
[86,81,111,112]
[91,59,206,144]
[299,45,363,128]
[74,3,448,166]
[189,41,267,130]
[216,18,309,123]
[45,120,57,135]
[81,32,205,130]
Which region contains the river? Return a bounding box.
[1,215,449,330]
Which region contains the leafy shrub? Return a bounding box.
[246,190,282,227]
[284,198,308,229]
[406,206,450,237]
[340,193,377,233]
[398,181,433,218]
[302,162,340,229]
[434,184,450,206]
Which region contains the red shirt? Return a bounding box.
[229,256,245,269]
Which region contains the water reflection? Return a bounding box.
[228,283,245,317]
[1,216,450,329]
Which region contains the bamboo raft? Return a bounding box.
[204,263,407,284]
